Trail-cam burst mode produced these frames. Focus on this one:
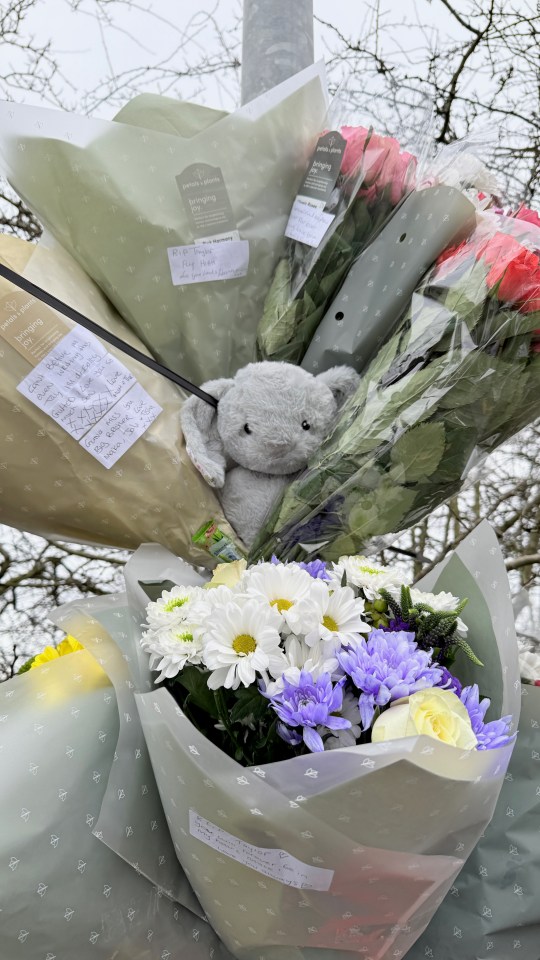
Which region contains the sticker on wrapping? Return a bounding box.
[0,290,69,363]
[17,328,161,467]
[285,197,335,247]
[189,810,334,891]
[298,130,346,204]
[177,163,236,239]
[167,241,249,286]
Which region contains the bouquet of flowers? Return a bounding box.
[256,120,418,365]
[0,64,327,385]
[0,234,241,566]
[98,521,518,960]
[250,207,540,562]
[141,554,513,765]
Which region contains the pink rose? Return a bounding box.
[340,125,416,202]
[514,205,540,229]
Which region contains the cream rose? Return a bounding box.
[371,687,477,750]
[205,559,247,590]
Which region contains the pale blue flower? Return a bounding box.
[268,670,351,753]
[460,684,515,750]
[338,629,443,730]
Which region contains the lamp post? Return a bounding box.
[240,0,314,104]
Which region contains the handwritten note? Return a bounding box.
[17,329,161,467]
[167,240,249,285]
[285,196,335,247]
[189,810,334,891]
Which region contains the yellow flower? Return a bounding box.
[30,635,84,669]
[371,687,477,750]
[205,559,247,590]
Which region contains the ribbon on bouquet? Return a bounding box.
[0,261,218,408]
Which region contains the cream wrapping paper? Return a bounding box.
[0,64,328,385]
[0,233,242,566]
[51,521,520,960]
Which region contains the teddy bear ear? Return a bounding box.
[180,378,234,489]
[316,366,360,408]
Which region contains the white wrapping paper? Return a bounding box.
[48,521,520,960]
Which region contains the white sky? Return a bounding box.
[15,0,460,117]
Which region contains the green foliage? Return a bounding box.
[378,586,481,665]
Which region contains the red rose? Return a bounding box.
[494,257,540,313]
[475,232,526,282]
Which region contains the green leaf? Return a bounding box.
[17,656,36,674]
[229,687,268,724]
[390,421,446,482]
[174,665,219,719]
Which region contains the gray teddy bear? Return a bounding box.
[181,361,359,549]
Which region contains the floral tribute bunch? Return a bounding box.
[140,554,513,766]
[257,123,417,365]
[252,207,540,562]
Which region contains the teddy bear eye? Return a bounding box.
[302,420,311,431]
[244,423,252,435]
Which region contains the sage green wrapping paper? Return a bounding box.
[0,233,242,566]
[406,683,540,960]
[0,644,233,960]
[49,522,519,960]
[301,186,476,375]
[0,65,328,385]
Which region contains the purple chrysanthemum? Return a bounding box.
[460,684,515,750]
[437,666,463,698]
[338,629,443,730]
[268,670,351,753]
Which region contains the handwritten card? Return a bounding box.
[167,240,249,285]
[189,809,334,891]
[80,383,162,468]
[17,329,161,467]
[285,196,335,247]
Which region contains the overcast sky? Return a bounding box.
[16,0,462,117]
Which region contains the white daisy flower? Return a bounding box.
[242,562,313,625]
[203,598,286,690]
[142,622,206,683]
[264,635,340,698]
[322,690,362,750]
[287,579,369,650]
[329,555,408,600]
[145,584,208,630]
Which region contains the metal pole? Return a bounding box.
[241,0,314,105]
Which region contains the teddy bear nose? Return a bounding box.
[267,439,291,455]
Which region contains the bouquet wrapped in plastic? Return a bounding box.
[0,233,242,565]
[0,64,328,385]
[256,99,498,371]
[256,113,418,365]
[250,209,540,562]
[46,521,519,960]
